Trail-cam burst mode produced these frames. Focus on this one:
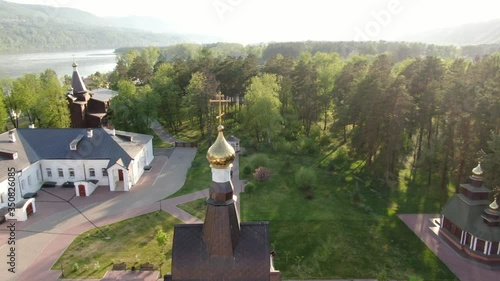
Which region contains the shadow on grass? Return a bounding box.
[239,149,457,280]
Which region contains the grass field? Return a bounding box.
[238,151,457,280]
[53,119,458,280]
[52,212,181,279]
[177,198,207,221]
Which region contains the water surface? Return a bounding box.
[0,49,117,78]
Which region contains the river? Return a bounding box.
[0,49,117,78]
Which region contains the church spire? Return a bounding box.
[71,60,88,95]
[203,93,240,257]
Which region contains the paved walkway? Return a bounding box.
[399,214,500,281]
[161,154,247,224]
[0,147,196,281]
[150,120,182,144]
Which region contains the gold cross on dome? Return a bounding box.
[209,92,231,125]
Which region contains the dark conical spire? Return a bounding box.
[71,61,88,95]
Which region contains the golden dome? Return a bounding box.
[472,163,483,176]
[207,125,235,168]
[490,199,499,211]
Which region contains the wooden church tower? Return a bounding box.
[168,95,281,281]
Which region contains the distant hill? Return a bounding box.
[0,0,211,52]
[106,16,176,34]
[399,19,500,45]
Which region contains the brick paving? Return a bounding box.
[0,148,196,281]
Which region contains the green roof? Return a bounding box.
[442,194,500,241]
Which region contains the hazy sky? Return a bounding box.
[7,0,500,43]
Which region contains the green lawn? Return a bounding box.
[52,212,182,279]
[53,132,457,280]
[177,198,207,221]
[239,151,457,280]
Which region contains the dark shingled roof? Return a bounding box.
[172,222,270,281]
[0,128,152,181]
[18,128,132,165]
[72,68,87,94]
[0,130,39,181]
[442,184,500,241]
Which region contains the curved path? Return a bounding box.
[161,154,247,225]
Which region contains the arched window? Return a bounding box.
[58,168,64,178]
[89,168,95,177]
[46,168,52,178]
[69,168,75,178]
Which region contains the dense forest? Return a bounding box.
[1,43,498,198]
[0,21,183,52]
[117,41,500,64]
[102,46,500,196]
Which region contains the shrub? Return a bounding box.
[254,167,271,181]
[245,182,256,194]
[71,262,79,272]
[320,146,350,171]
[274,137,295,154]
[251,153,270,169]
[295,167,317,192]
[155,226,169,249]
[297,137,319,155]
[243,165,252,177]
